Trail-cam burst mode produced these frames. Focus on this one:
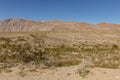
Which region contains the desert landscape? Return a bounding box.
[0,18,120,80]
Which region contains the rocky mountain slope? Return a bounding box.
[0,18,120,32]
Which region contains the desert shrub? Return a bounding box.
[0,34,47,64]
[77,60,94,77]
[0,34,119,70]
[16,36,27,42]
[112,44,119,50]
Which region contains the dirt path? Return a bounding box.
[0,65,120,80]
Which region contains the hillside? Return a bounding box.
[0,18,120,32]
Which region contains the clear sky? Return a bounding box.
[0,0,120,24]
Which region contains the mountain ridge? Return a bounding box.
[0,18,120,32]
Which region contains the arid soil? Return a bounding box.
[0,65,120,80]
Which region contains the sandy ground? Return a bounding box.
[0,65,120,80]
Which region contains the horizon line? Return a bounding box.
[0,18,120,25]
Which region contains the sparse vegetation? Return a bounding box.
[0,33,80,71]
[0,32,119,74]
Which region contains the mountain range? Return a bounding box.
[0,18,120,32]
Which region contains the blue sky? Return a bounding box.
[0,0,120,24]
